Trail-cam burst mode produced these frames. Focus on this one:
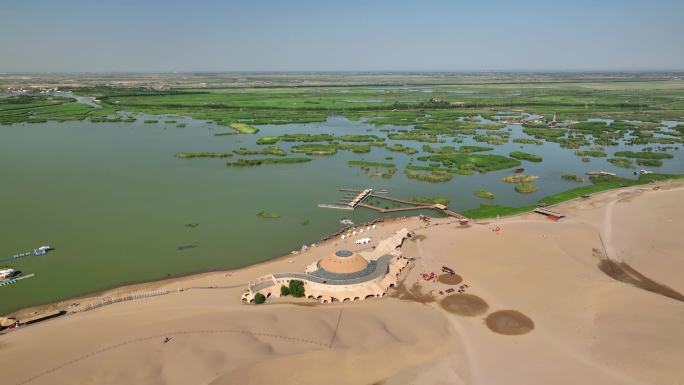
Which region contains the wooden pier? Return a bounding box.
[318,204,353,211]
[318,187,468,221]
[358,203,434,213]
[348,188,373,208]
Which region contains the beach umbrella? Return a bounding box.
[341,235,346,239]
[372,225,376,229]
[366,226,371,231]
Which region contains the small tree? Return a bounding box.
[253,293,266,304]
[280,285,290,296]
[289,280,305,298]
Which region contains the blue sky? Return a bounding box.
[1,0,683,72]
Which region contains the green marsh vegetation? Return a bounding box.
[410,196,451,205]
[406,163,473,176]
[229,122,259,134]
[514,182,538,194]
[512,138,543,145]
[509,151,543,162]
[0,96,94,125]
[636,159,663,167]
[607,158,634,168]
[404,169,453,183]
[458,145,494,153]
[175,152,233,159]
[561,174,584,183]
[416,154,520,173]
[256,210,281,219]
[612,151,673,167]
[257,133,334,145]
[386,143,418,155]
[613,151,673,160]
[233,146,286,156]
[348,160,397,178]
[421,144,493,154]
[474,189,495,199]
[227,157,312,166]
[575,149,607,157]
[502,175,539,184]
[290,143,338,155]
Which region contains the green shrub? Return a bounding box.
[280,285,290,296]
[288,280,305,297]
[253,293,266,304]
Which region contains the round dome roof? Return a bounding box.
[318,250,369,274]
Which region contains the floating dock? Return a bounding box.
[0,273,35,287]
[0,246,52,264]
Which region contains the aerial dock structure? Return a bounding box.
[319,188,468,221]
[0,246,52,264]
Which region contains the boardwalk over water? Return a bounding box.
[318,188,468,220]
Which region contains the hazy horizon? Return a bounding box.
[2,0,684,73]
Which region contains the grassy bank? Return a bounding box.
[463,173,684,219]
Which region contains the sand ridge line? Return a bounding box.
[15,329,330,385]
[328,308,344,348]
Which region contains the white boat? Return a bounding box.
[33,246,52,256]
[0,268,16,280]
[340,218,354,226]
[635,169,653,175]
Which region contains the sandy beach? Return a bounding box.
[2,181,684,385]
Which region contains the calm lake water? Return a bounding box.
[1,116,683,314]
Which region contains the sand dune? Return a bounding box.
[1,181,683,385]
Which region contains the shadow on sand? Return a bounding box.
[485,310,534,335]
[598,259,684,302]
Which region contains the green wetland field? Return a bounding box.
[1,72,684,314]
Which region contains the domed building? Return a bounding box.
[309,250,373,277]
[242,228,411,304]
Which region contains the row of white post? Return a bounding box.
[80,289,169,312]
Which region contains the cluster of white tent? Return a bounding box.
[355,237,372,245]
[340,224,377,240]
